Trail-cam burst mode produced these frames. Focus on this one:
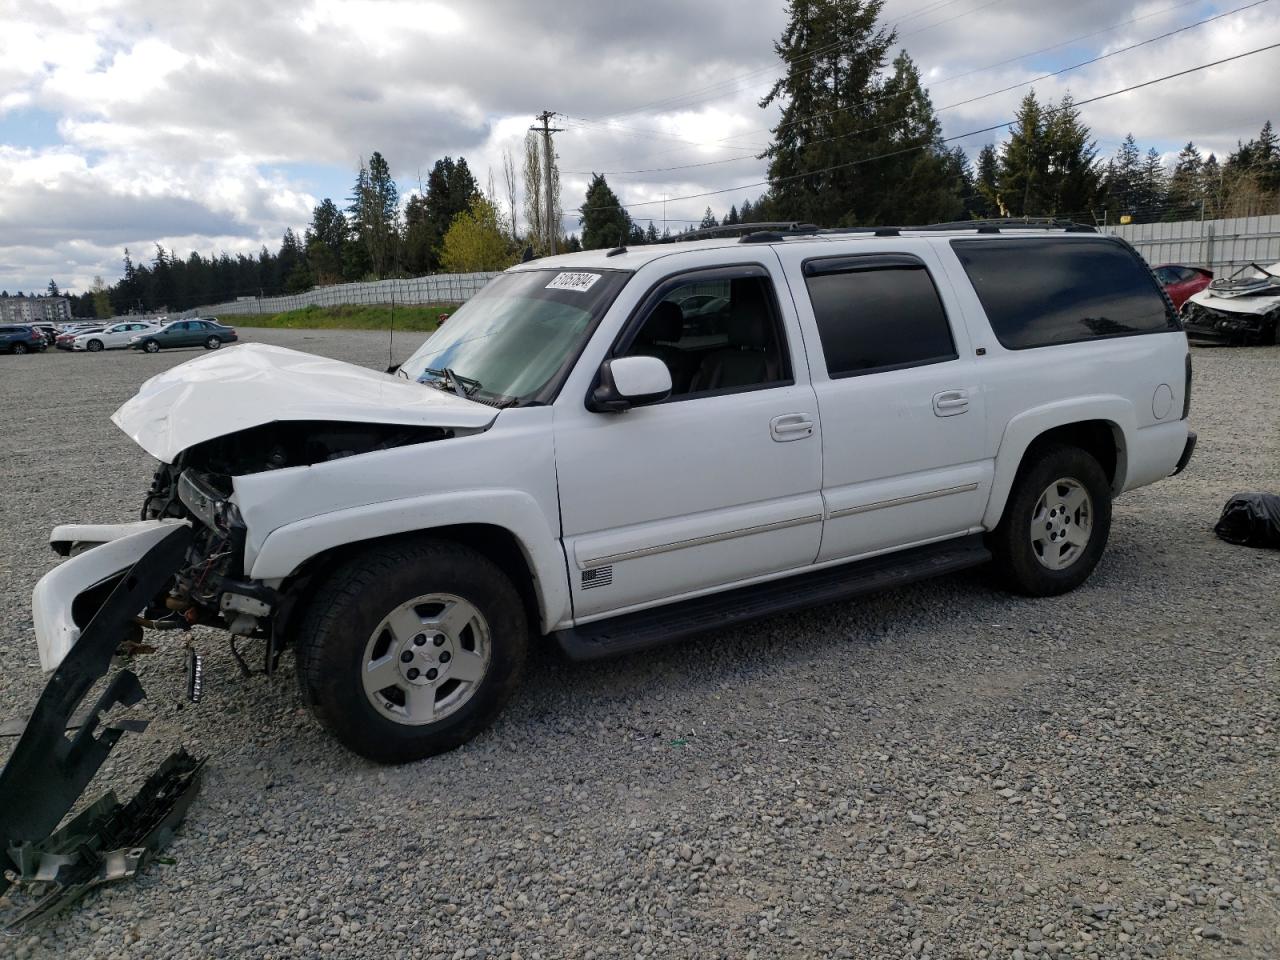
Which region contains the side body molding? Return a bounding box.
[248,489,570,632]
[981,396,1133,530]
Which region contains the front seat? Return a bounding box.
[689,298,778,392]
[631,301,691,390]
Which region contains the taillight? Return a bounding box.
[1182,352,1192,419]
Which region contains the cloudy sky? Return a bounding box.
[2,0,1279,294]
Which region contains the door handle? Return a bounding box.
[933,390,969,417]
[770,413,814,441]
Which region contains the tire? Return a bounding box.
[989,443,1112,596]
[143,339,160,353]
[204,336,222,350]
[295,538,528,763]
[87,339,104,352]
[12,343,26,355]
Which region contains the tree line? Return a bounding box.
[52,0,1280,316]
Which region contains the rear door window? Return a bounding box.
[951,236,1178,349]
[802,254,958,377]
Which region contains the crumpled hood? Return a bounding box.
[112,343,497,462]
[1187,286,1280,315]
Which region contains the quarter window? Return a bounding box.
[803,255,958,377]
[951,237,1178,349]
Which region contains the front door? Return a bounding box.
[555,261,824,622]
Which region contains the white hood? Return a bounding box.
[112,343,497,462]
[1188,286,1280,315]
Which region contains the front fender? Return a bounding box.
[248,490,570,632]
[982,397,1133,530]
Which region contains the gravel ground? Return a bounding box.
[1,331,1277,960]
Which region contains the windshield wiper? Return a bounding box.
[421,367,482,398]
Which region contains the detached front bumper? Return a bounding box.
[34,520,189,672]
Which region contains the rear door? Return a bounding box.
[554,255,824,621]
[774,241,992,562]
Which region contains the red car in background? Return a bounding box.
[1152,264,1213,309]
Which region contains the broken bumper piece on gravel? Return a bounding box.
[0,524,205,928]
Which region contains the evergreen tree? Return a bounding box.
[421,156,480,268]
[974,144,1001,217]
[305,199,350,284]
[46,279,60,297]
[699,207,719,229]
[579,174,631,249]
[1200,153,1223,218]
[1043,95,1100,219]
[1101,134,1143,222]
[739,198,755,222]
[402,193,434,274]
[725,205,740,225]
[760,0,897,224]
[997,92,1050,217]
[1165,142,1203,220]
[1136,148,1169,221]
[645,222,660,243]
[347,151,399,278]
[628,221,645,244]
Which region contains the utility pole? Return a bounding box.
[532,111,563,255]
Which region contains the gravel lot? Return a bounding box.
[1,331,1277,960]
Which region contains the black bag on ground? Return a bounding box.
[1213,492,1280,548]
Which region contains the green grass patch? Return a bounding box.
[229,303,457,331]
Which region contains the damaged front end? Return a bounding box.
[1182,262,1280,345]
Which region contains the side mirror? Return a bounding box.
[589,355,672,412]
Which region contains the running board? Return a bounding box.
[554,535,990,661]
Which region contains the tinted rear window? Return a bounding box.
[951,237,1177,349]
[803,255,957,376]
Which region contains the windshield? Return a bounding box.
[399,268,629,404]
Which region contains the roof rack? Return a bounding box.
[668,222,822,243]
[671,217,1097,246]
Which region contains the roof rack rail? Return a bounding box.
[917,217,1097,233]
[668,222,821,243]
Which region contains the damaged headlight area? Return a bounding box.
[1181,301,1280,345]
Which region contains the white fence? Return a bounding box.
[1103,215,1280,277]
[177,272,501,319]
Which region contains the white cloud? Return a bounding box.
[0,0,1277,292]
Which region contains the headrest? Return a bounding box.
[640,301,684,343]
[728,297,770,350]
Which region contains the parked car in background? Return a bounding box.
[1153,264,1213,309]
[72,320,156,352]
[1182,261,1280,345]
[32,324,59,347]
[0,324,48,354]
[56,326,104,350]
[129,318,238,353]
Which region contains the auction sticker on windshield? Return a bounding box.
[546,272,602,293]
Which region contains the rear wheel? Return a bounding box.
[87,339,104,352]
[143,339,160,353]
[990,444,1112,596]
[295,539,528,763]
[204,336,222,350]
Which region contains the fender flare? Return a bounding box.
[248,489,569,632]
[982,396,1133,529]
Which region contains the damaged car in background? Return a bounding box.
[1181,261,1280,345]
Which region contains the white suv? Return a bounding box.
[33,223,1196,762]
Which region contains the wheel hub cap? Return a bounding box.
[1030,477,1093,571]
[360,593,491,726]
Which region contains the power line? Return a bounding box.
[568,0,1264,179]
[577,41,1280,214]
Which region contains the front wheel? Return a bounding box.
[989,444,1112,596]
[143,339,160,353]
[11,343,26,355]
[295,539,528,763]
[204,336,222,350]
[87,339,104,352]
